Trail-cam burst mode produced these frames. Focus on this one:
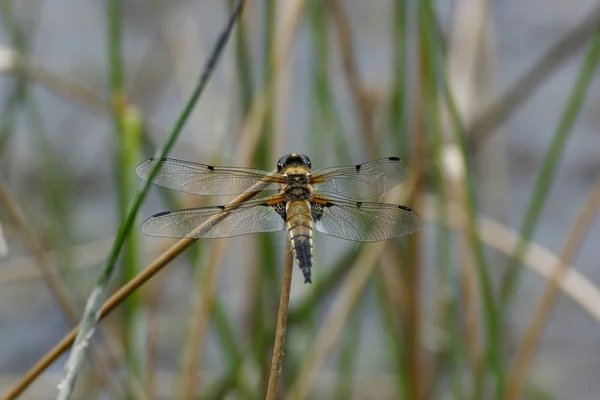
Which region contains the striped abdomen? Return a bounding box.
[286,200,314,283]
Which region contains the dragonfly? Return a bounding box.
[136,153,422,284]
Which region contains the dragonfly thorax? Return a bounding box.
[282,174,312,200]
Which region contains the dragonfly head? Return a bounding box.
[277,153,312,174]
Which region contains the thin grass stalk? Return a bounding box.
[375,263,409,398]
[179,239,229,399]
[175,55,241,396]
[401,6,424,397]
[121,112,145,396]
[254,2,281,391]
[428,193,600,323]
[422,21,465,397]
[307,0,328,165]
[4,114,269,399]
[388,0,408,158]
[428,0,486,392]
[306,0,351,165]
[375,281,407,398]
[211,301,255,399]
[106,0,143,388]
[145,286,160,400]
[266,240,294,399]
[507,178,600,399]
[0,184,126,399]
[244,2,267,382]
[329,0,376,158]
[230,0,254,116]
[205,248,359,398]
[7,5,110,393]
[334,284,367,400]
[443,92,501,398]
[422,4,502,395]
[467,3,600,149]
[499,20,600,316]
[234,0,308,391]
[288,241,387,400]
[3,172,275,400]
[51,2,246,398]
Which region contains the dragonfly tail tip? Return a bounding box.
[302,268,312,284]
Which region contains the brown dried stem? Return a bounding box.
[432,194,600,322]
[507,177,600,399]
[2,175,273,400]
[265,240,295,400]
[0,183,125,399]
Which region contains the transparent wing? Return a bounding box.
[136,158,285,195]
[309,157,408,200]
[141,197,286,238]
[312,196,422,242]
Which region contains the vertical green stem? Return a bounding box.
[499,22,600,314]
[421,1,501,396]
[106,0,144,392]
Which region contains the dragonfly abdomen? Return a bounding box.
[286,200,314,283]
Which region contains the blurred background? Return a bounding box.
[1,0,600,399]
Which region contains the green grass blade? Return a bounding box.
[420,1,502,395]
[499,22,600,313]
[55,2,246,398]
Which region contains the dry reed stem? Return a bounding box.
[381,246,410,321]
[441,144,481,377]
[156,3,310,388]
[0,184,126,399]
[446,0,490,382]
[2,169,275,400]
[329,0,376,158]
[266,240,294,400]
[429,194,600,322]
[507,178,600,399]
[178,2,310,377]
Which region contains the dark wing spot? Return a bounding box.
[356,202,363,208]
[273,203,287,219]
[388,156,400,161]
[324,202,334,208]
[207,165,215,171]
[398,205,413,212]
[153,210,172,217]
[311,203,324,221]
[217,205,226,210]
[355,164,361,172]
